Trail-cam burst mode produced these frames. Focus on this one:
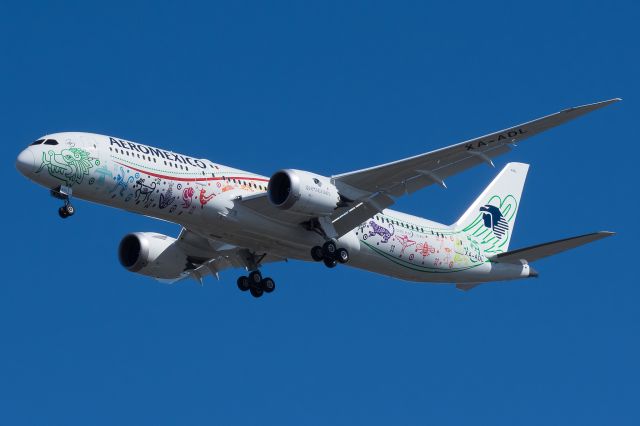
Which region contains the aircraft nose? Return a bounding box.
[16,148,36,176]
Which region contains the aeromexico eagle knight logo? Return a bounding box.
[463,194,518,254]
[37,148,100,186]
[479,204,509,239]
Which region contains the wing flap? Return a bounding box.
[235,192,311,224]
[159,227,286,284]
[332,191,395,236]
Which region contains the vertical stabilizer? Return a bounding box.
[452,162,529,254]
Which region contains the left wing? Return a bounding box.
[333,99,620,196]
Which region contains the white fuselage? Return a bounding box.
[17,132,532,284]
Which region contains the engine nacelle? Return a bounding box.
[118,232,189,280]
[267,169,341,216]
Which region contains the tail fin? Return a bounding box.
[452,162,529,254]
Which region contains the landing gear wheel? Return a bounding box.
[323,257,338,268]
[64,204,75,216]
[58,207,69,218]
[322,241,337,257]
[261,277,275,293]
[249,270,262,286]
[311,246,324,262]
[237,276,250,291]
[336,248,349,264]
[250,286,264,298]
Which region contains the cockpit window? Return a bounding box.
[30,139,45,145]
[43,139,59,145]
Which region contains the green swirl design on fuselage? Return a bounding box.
[37,148,99,186]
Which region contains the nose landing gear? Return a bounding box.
[52,186,75,219]
[311,240,350,268]
[58,204,75,219]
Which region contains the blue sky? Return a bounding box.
[1,1,638,424]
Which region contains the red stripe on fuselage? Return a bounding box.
[114,161,269,183]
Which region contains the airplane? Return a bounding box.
[15,99,619,296]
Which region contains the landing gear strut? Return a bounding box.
[52,186,75,219]
[311,240,350,268]
[236,270,276,298]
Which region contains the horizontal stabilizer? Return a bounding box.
[489,231,614,264]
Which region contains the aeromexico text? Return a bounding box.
[109,137,207,169]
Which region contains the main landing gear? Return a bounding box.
[311,240,349,268]
[51,186,75,219]
[236,270,276,298]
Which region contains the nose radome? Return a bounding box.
[16,148,36,176]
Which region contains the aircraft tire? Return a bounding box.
[311,246,324,261]
[323,257,338,268]
[65,204,75,216]
[58,207,69,219]
[336,248,349,264]
[322,241,337,258]
[261,277,275,293]
[250,286,264,298]
[237,276,250,291]
[249,270,262,286]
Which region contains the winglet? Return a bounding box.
[562,98,621,114]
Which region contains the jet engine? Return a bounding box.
[118,232,190,279]
[267,169,343,216]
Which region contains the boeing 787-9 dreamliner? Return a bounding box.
[16,99,619,296]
